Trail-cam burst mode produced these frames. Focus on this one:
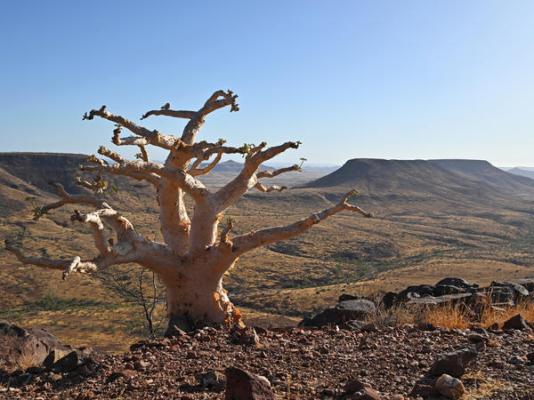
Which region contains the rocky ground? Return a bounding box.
[1,323,533,400]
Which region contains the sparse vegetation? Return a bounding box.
[366,302,534,330]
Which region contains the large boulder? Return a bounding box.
[0,321,73,373]
[489,281,529,304]
[302,299,376,327]
[488,285,515,306]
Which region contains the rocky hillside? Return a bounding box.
[1,313,532,399]
[1,277,533,399]
[429,159,534,198]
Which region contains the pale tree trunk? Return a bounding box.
[5,91,373,335]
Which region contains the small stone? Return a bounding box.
[351,387,381,400]
[527,352,534,365]
[434,374,465,399]
[488,360,505,369]
[134,359,149,370]
[344,378,368,394]
[196,369,225,392]
[502,314,531,331]
[51,351,79,373]
[49,372,62,382]
[106,369,136,383]
[488,322,500,331]
[225,367,274,400]
[430,348,477,378]
[509,355,526,365]
[467,333,487,344]
[231,328,261,346]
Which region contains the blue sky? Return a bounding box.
[1,1,533,166]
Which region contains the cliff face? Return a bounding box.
[0,153,88,195]
[0,153,156,217]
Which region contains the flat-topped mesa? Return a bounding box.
[4,91,373,333]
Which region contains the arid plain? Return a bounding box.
[1,153,533,351]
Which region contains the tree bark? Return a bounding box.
[161,256,237,334]
[5,91,373,335]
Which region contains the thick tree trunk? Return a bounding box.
[161,259,237,335]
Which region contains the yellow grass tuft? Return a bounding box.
[421,305,471,330]
[480,301,534,328]
[369,301,534,330]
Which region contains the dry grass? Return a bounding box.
[480,301,534,328]
[462,371,515,400]
[368,302,534,330]
[421,305,471,329]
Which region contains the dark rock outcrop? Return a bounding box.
[0,321,73,373]
[301,299,376,327]
[380,277,531,310]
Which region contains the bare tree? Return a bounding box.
[5,91,372,334]
[100,267,165,338]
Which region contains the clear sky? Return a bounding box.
[1,1,533,167]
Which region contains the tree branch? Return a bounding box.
[137,144,149,162]
[33,182,109,220]
[232,190,372,255]
[181,90,239,144]
[254,183,287,193]
[213,141,301,213]
[257,164,301,179]
[141,102,196,120]
[83,106,177,150]
[71,209,111,256]
[81,158,162,186]
[189,151,223,176]
[98,146,124,163]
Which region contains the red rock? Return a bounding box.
[225,367,274,400]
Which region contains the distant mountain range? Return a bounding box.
[505,167,534,180]
[2,153,534,218]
